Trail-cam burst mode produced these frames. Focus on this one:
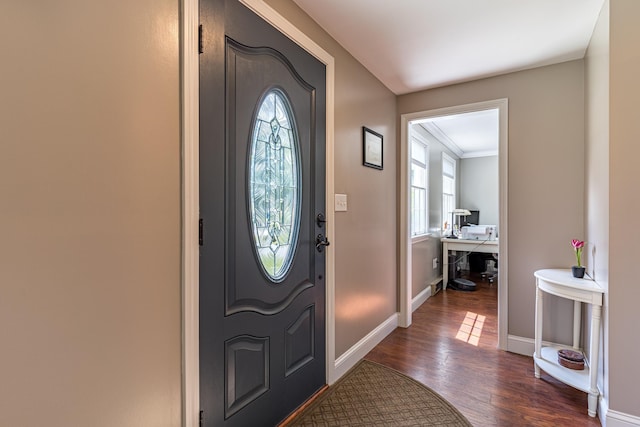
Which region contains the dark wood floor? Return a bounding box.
[365,273,602,427]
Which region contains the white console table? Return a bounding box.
[533,269,604,417]
[442,238,498,290]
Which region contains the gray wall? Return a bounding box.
[411,239,439,298]
[586,0,640,418]
[411,125,456,298]
[399,60,585,343]
[609,0,640,415]
[0,1,182,426]
[410,126,459,298]
[585,0,610,411]
[265,0,398,357]
[460,156,499,226]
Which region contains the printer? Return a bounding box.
[460,225,497,240]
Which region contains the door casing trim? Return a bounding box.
[182,0,199,424]
[182,0,336,424]
[399,99,508,352]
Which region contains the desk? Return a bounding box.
[533,269,604,417]
[441,238,498,290]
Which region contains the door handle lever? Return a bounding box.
[315,234,330,252]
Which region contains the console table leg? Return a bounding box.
[588,393,597,417]
[443,244,449,290]
[534,284,543,379]
[573,301,581,349]
[587,304,602,417]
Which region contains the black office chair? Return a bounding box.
[480,254,498,285]
[469,252,498,285]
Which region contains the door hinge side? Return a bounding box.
[199,218,204,246]
[199,409,204,427]
[198,24,204,54]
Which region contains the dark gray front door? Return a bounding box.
[199,1,327,425]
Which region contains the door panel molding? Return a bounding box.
[285,305,315,376]
[225,336,270,417]
[226,281,314,316]
[182,1,336,425]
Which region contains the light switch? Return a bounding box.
[335,193,348,212]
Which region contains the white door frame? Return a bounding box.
[181,1,336,425]
[399,99,509,352]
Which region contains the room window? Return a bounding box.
[442,153,456,233]
[411,137,428,237]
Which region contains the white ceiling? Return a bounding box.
[293,0,605,95]
[292,0,604,157]
[417,109,499,158]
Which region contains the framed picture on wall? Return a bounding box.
[363,126,383,170]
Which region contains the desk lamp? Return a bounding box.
[448,209,471,239]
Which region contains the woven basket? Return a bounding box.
[558,349,585,370]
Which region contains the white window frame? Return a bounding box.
[410,134,429,241]
[442,152,457,234]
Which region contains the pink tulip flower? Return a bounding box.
[571,239,584,267]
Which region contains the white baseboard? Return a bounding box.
[600,397,609,427]
[607,408,640,427]
[506,335,535,356]
[412,286,432,312]
[332,313,398,384]
[507,334,563,357]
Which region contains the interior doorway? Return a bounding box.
[399,99,508,350]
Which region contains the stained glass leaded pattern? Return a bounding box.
[248,91,300,282]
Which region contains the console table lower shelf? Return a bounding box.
[534,346,591,392]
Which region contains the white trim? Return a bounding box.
[182,0,199,424]
[460,149,498,159]
[420,122,498,159]
[421,122,464,158]
[507,334,593,359]
[497,99,509,350]
[399,99,509,350]
[241,0,332,66]
[600,397,609,427]
[412,286,432,312]
[399,117,412,328]
[333,313,398,382]
[607,410,640,427]
[441,151,456,235]
[409,132,429,237]
[506,334,534,356]
[411,233,432,244]
[182,2,337,424]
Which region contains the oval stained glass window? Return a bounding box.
[248,90,301,282]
